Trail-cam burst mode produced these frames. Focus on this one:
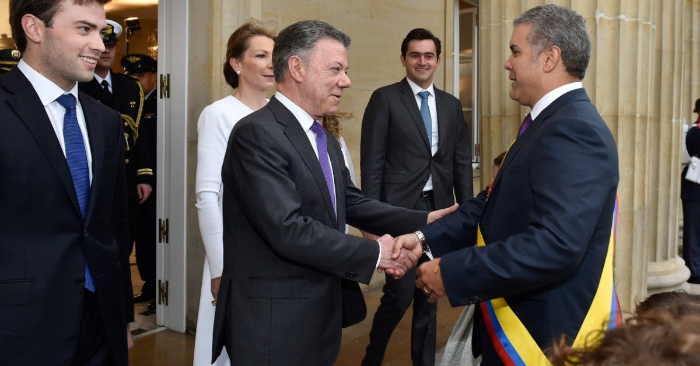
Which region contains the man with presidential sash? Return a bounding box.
[394,5,621,365]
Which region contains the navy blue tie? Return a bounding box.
[310,121,336,214]
[418,91,432,146]
[56,94,95,292]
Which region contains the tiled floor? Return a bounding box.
[128,283,464,365]
[127,246,700,366]
[129,252,160,337]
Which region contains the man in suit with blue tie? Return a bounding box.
[0,0,133,365]
[360,28,472,366]
[394,5,620,365]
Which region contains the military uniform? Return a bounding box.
[0,49,21,76]
[122,54,159,304]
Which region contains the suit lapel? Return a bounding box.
[434,88,448,152]
[328,140,345,231]
[269,98,338,226]
[490,88,591,194]
[81,93,104,224]
[399,78,431,150]
[110,73,126,109]
[4,68,82,218]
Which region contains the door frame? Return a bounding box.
[155,0,188,332]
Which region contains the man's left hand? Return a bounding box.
[415,258,445,303]
[137,183,153,204]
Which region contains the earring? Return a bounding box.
[236,70,241,75]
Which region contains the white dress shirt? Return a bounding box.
[93,70,113,93]
[17,60,93,183]
[275,91,383,268]
[406,77,438,191]
[531,81,583,120]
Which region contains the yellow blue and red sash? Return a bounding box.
[477,197,621,366]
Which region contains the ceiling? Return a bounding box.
[105,0,158,21]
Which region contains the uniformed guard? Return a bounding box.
[0,48,21,76]
[122,54,158,309]
[78,20,155,303]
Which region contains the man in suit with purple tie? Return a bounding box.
[394,5,620,366]
[212,20,457,365]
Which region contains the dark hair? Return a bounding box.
[549,312,700,366]
[493,151,507,167]
[514,4,590,80]
[694,98,700,114]
[10,0,111,53]
[635,291,700,317]
[273,20,351,83]
[222,19,276,89]
[401,28,441,58]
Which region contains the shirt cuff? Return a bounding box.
[375,240,382,270]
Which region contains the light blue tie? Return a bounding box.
[56,94,95,293]
[418,91,432,146]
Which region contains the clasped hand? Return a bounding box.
[376,234,418,279]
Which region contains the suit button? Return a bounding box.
[124,122,128,126]
[125,159,130,163]
[345,271,358,279]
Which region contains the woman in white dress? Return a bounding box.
[193,19,276,366]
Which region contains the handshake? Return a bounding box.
[369,203,458,279]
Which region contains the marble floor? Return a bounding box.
[129,252,160,338]
[127,280,464,365]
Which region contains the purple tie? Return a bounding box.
[310,122,336,213]
[517,113,532,138]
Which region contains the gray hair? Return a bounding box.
[272,20,351,82]
[514,4,591,80]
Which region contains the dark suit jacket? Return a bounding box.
[212,96,428,365]
[422,88,619,365]
[682,125,700,201]
[361,78,472,210]
[79,73,149,196]
[0,68,132,365]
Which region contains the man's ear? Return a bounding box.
[287,55,305,83]
[22,14,45,45]
[542,45,562,73]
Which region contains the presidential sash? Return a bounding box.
[477,198,621,366]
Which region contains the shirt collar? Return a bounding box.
[93,70,112,87]
[275,91,316,132]
[17,59,79,106]
[530,81,582,121]
[406,77,435,97]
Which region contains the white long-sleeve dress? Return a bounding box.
[193,95,253,366]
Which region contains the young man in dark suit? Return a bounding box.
[0,0,133,365]
[395,5,620,366]
[360,28,472,366]
[211,20,457,366]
